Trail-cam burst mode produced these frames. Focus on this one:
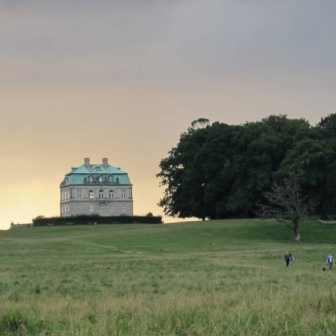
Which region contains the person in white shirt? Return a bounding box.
[326,254,334,271]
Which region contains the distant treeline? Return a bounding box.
[33,215,163,227]
[157,114,336,220]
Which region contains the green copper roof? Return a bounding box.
[69,164,127,175]
[60,164,132,187]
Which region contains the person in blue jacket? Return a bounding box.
[326,254,334,271]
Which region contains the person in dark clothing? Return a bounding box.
[284,251,291,267]
[289,252,294,267]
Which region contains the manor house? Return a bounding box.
[60,158,133,217]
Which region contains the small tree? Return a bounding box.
[257,172,317,241]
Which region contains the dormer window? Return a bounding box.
[109,176,113,182]
[89,176,93,182]
[116,177,120,184]
[99,176,103,182]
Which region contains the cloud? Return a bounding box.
[1,0,336,91]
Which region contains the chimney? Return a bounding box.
[84,158,90,166]
[102,158,108,167]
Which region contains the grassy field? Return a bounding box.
[1,219,336,335]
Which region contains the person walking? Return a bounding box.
[289,252,294,267]
[284,251,291,267]
[326,254,334,271]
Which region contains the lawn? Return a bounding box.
[0,219,336,335]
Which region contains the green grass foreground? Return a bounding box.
[1,219,336,335]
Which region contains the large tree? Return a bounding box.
[157,119,212,220]
[157,115,317,220]
[279,137,336,219]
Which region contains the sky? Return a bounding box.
[1,0,336,229]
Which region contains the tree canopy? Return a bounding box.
[157,114,336,220]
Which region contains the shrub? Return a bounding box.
[32,214,163,227]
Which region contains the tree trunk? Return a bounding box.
[294,220,300,242]
[319,210,328,221]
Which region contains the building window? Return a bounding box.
[89,176,93,182]
[110,204,114,212]
[99,176,103,182]
[116,177,120,184]
[99,190,104,199]
[122,204,126,212]
[89,190,94,199]
[77,189,82,199]
[109,176,113,182]
[121,189,126,199]
[61,192,64,201]
[109,190,114,199]
[61,206,63,213]
[67,191,70,199]
[90,205,94,212]
[100,204,104,212]
[78,205,82,212]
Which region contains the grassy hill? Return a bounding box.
[1,219,336,335]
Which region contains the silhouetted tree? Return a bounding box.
[256,172,317,241]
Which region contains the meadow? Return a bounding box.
[1,219,336,335]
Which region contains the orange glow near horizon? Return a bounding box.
[0,87,325,229]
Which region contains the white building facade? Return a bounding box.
[60,158,133,217]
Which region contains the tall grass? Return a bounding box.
[0,219,336,335]
[2,288,336,335]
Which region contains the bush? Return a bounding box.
[32,214,163,227]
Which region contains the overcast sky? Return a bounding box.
[1,0,336,228]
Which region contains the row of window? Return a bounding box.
[62,189,128,201]
[61,190,71,201]
[84,176,120,183]
[61,204,127,213]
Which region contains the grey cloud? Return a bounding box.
[1,0,336,90]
